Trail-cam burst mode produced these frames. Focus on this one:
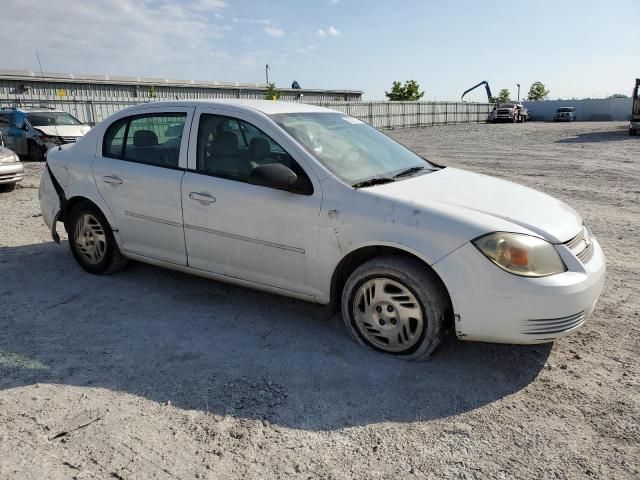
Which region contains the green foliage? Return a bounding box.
[264,83,281,100]
[527,81,550,101]
[148,85,157,98]
[497,88,511,103]
[608,93,628,99]
[385,80,425,101]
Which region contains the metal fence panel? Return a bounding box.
[1,96,493,128]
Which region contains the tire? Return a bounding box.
[67,201,128,275]
[0,183,16,192]
[341,255,449,361]
[28,141,45,162]
[630,129,638,137]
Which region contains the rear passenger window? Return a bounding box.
[103,118,127,158]
[102,113,186,168]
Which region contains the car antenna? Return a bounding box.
[35,50,62,151]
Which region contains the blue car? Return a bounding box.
[0,107,89,161]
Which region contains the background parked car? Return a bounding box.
[0,107,90,161]
[553,107,576,122]
[0,132,24,192]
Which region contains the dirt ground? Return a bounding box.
[1,121,638,479]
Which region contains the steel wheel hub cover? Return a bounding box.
[74,213,107,264]
[352,278,424,352]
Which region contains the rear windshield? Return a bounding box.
[27,112,83,126]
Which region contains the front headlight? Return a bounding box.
[0,153,19,164]
[473,232,567,277]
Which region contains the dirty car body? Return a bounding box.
[39,100,605,356]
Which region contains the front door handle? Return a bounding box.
[103,175,123,185]
[189,192,216,205]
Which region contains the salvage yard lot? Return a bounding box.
[1,121,638,479]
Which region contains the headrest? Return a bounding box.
[133,130,158,147]
[249,137,270,158]
[212,131,238,155]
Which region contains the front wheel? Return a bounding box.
[68,201,128,274]
[28,141,46,162]
[341,255,449,361]
[0,183,16,192]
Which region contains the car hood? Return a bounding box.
[34,125,90,137]
[366,167,582,243]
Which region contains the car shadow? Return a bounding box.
[556,127,634,144]
[0,241,551,430]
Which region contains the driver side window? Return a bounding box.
[195,114,312,193]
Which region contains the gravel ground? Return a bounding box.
[1,121,638,479]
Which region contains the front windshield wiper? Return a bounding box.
[393,166,425,179]
[352,177,395,189]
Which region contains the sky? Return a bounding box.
[1,0,638,101]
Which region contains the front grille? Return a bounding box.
[0,173,23,181]
[520,311,586,335]
[60,136,77,143]
[564,226,594,264]
[497,109,511,114]
[565,229,584,250]
[577,242,594,263]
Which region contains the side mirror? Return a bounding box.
[249,163,298,191]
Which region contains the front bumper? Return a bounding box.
[0,162,24,184]
[433,237,606,344]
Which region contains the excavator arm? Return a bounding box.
[461,81,493,102]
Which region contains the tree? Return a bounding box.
[385,80,425,101]
[497,88,511,103]
[264,83,281,100]
[527,81,550,101]
[608,93,628,99]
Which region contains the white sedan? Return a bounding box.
[39,100,605,360]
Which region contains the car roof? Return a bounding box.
[122,99,336,116]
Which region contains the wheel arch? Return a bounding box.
[61,195,117,236]
[328,244,455,330]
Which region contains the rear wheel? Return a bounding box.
[0,183,16,192]
[28,141,45,162]
[630,129,638,137]
[68,201,128,274]
[341,255,449,361]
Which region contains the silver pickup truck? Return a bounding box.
[488,103,529,123]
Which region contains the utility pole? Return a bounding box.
[517,83,521,102]
[265,64,270,85]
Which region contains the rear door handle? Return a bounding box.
[103,175,123,185]
[189,192,216,205]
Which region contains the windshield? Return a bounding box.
[27,112,83,127]
[270,112,435,185]
[557,108,574,112]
